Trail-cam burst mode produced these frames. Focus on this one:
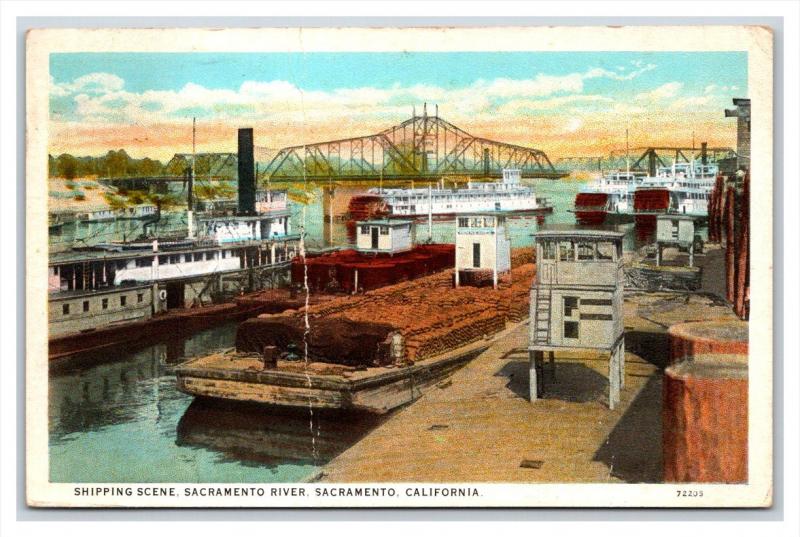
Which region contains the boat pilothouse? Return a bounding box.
[362,169,552,218]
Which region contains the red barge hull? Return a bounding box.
[292,244,455,294]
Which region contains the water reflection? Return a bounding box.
[177,400,385,468]
[48,320,386,482]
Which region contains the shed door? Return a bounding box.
[472,242,481,268]
[371,227,379,249]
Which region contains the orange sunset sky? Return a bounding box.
[48,51,747,163]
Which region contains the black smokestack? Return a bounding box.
[701,142,708,165]
[237,127,255,215]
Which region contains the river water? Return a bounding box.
[48,177,657,483]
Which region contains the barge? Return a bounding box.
[176,335,493,414]
[176,258,536,412]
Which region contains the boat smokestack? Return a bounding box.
[701,142,708,165]
[237,127,256,216]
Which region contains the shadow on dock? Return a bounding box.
[592,375,663,483]
[495,360,608,403]
[175,398,388,468]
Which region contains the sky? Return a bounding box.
[48,51,748,162]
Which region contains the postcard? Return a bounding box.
[26,25,773,507]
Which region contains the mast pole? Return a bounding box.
[625,128,630,176]
[187,117,196,239]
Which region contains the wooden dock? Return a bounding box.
[318,290,741,483]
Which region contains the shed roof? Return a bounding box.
[355,219,413,227]
[534,229,625,240]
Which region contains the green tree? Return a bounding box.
[56,154,79,179]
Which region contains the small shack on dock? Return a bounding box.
[355,219,413,254]
[655,214,697,267]
[454,212,511,288]
[529,229,626,409]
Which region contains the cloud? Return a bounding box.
[584,61,656,81]
[634,82,683,102]
[669,95,716,110]
[52,72,125,97]
[50,60,660,126]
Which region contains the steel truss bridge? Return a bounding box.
[610,146,737,175]
[262,109,567,181]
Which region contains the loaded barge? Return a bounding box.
[176,249,536,413]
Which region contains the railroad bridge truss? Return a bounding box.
[263,107,567,181]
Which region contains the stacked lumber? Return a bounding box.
[243,258,536,365]
[510,246,535,268]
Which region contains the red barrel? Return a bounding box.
[668,319,748,365]
[663,353,748,483]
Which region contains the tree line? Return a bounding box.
[49,150,166,180]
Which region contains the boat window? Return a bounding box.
[541,241,556,260]
[577,242,595,260]
[205,251,214,261]
[559,241,574,261]
[135,257,153,268]
[458,217,468,228]
[596,242,614,260]
[193,252,203,261]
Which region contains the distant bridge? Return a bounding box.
[262,106,568,181]
[610,146,737,175]
[99,153,238,191]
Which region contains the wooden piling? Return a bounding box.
[725,186,736,303]
[734,173,750,320]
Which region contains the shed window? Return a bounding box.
[137,293,143,303]
[564,296,579,317]
[564,321,579,339]
[62,304,70,315]
[596,242,614,260]
[379,226,389,235]
[559,241,574,261]
[83,300,89,312]
[102,298,108,310]
[120,295,127,306]
[541,241,556,260]
[577,242,595,260]
[360,226,369,235]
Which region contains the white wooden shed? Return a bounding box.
[529,229,626,409]
[355,220,413,254]
[655,214,696,266]
[454,213,511,289]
